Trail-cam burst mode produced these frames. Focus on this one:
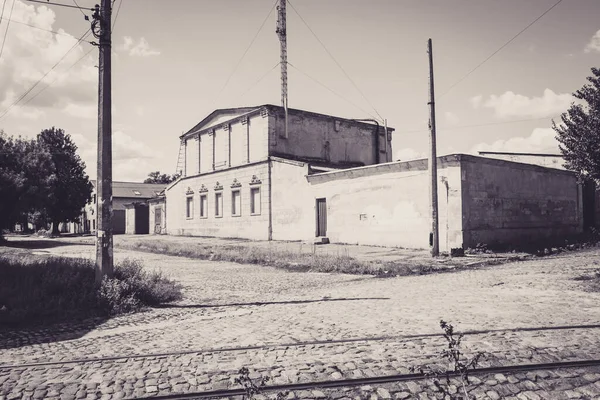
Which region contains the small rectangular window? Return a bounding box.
[215,192,223,217]
[231,190,241,217]
[199,195,208,218]
[186,196,194,219]
[250,187,261,215]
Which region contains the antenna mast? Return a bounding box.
[276,0,288,137]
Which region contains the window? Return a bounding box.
[250,187,261,215]
[92,219,95,230]
[215,192,223,217]
[200,195,208,218]
[133,190,142,196]
[231,190,241,217]
[186,196,194,219]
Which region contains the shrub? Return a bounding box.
[0,255,183,327]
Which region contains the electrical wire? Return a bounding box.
[397,115,561,135]
[0,0,7,27]
[215,0,278,105]
[24,0,93,11]
[437,0,564,100]
[288,62,379,121]
[19,47,95,111]
[112,0,122,31]
[287,0,384,123]
[0,0,16,60]
[0,29,92,120]
[0,17,94,43]
[239,62,280,99]
[70,0,87,18]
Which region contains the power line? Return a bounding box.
[437,0,564,100]
[0,17,93,43]
[24,0,93,11]
[215,0,278,105]
[0,29,91,120]
[0,0,16,60]
[287,0,384,123]
[288,62,379,121]
[112,0,122,30]
[0,0,7,27]
[239,62,280,99]
[397,115,561,134]
[20,47,95,111]
[70,0,88,18]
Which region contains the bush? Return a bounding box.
[98,259,183,315]
[0,256,183,327]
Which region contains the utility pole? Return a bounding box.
[91,0,113,283]
[427,38,439,257]
[276,0,288,138]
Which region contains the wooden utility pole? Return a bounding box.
[92,0,113,283]
[427,38,439,257]
[276,0,288,138]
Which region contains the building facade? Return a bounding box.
[165,105,583,251]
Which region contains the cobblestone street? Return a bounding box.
[2,240,600,399]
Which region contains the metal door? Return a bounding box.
[316,198,327,237]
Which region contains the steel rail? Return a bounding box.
[144,358,600,400]
[2,322,600,369]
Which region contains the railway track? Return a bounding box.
[145,358,600,399]
[2,322,600,370]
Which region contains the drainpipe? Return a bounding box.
[350,119,381,164]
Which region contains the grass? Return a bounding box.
[0,255,183,328]
[116,239,506,277]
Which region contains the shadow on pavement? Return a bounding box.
[156,297,390,309]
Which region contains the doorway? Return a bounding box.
[316,198,327,237]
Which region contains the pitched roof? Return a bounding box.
[90,181,167,199]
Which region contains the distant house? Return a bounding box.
[81,181,167,235]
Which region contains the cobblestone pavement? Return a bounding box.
[2,241,600,399]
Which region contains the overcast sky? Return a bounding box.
[0,0,599,181]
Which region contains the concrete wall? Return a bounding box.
[166,161,270,240]
[305,158,463,250]
[460,155,582,248]
[478,152,565,170]
[269,108,392,166]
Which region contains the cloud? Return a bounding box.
[471,128,560,154]
[0,0,97,118]
[118,36,160,57]
[470,95,483,109]
[71,130,163,181]
[476,89,572,119]
[444,111,460,126]
[395,147,426,161]
[585,29,600,53]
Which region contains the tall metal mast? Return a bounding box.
[276,0,288,137]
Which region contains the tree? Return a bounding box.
[144,171,180,184]
[37,127,93,235]
[554,67,600,183]
[0,131,54,240]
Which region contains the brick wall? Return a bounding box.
[166,162,270,240]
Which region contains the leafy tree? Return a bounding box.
[144,171,180,184]
[0,131,54,240]
[37,127,93,235]
[554,67,600,182]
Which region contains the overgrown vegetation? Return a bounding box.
[235,367,288,400]
[0,256,182,327]
[410,320,487,400]
[117,239,507,277]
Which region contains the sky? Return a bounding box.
[0,0,599,181]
